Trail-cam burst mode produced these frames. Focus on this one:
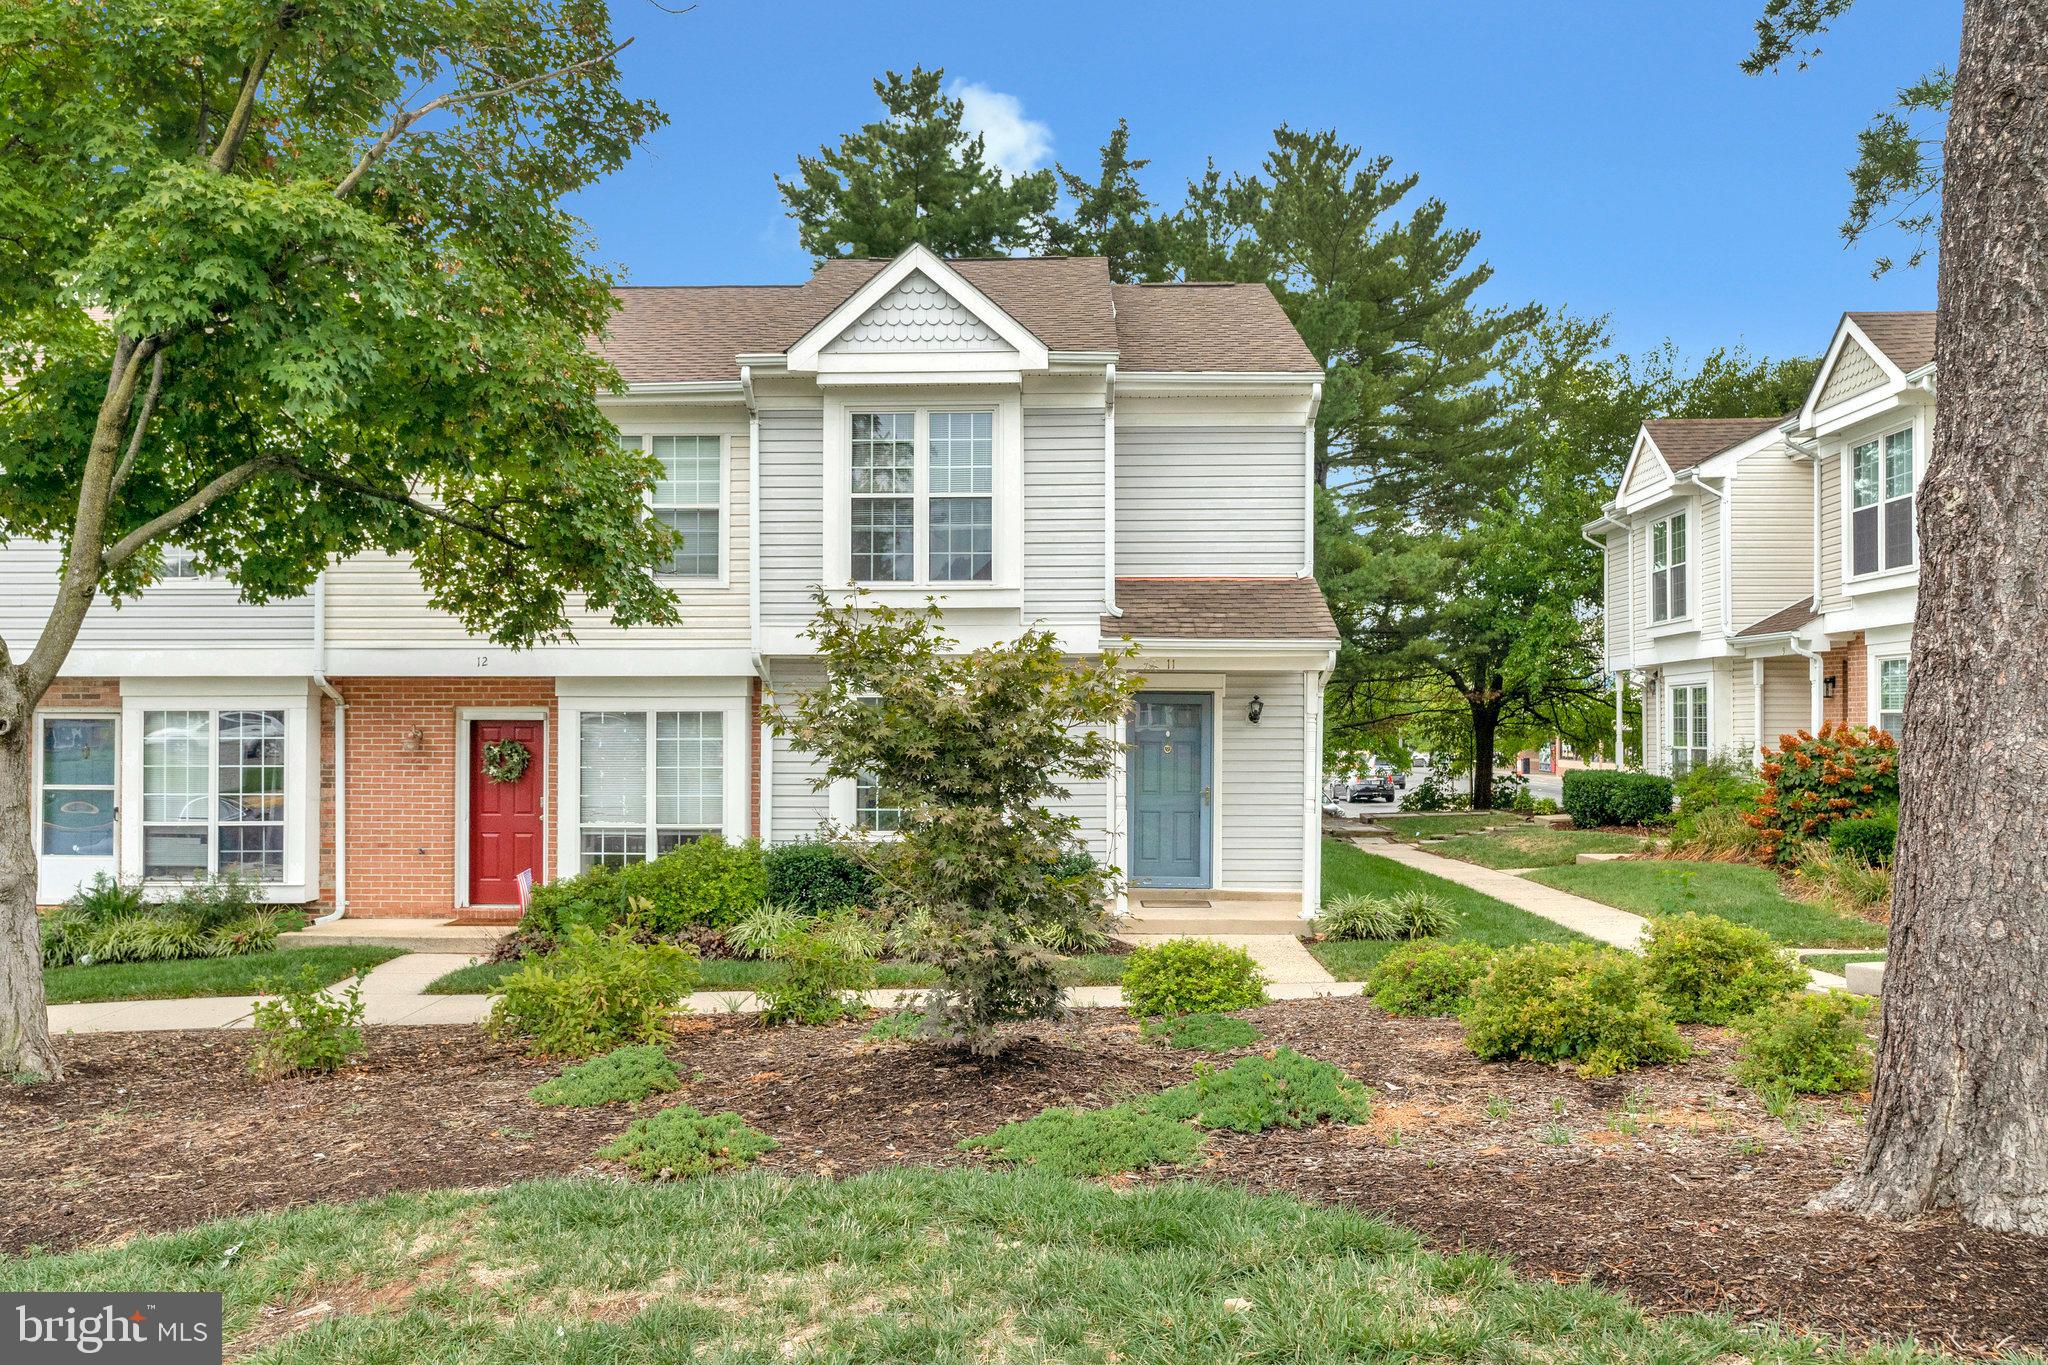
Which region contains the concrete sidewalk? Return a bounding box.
[1359,837,1650,948]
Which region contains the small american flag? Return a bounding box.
[516,868,534,913]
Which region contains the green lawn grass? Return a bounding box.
[1429,827,1650,870]
[42,946,403,1005]
[1373,812,1521,840]
[0,1169,1953,1364]
[1526,861,1889,948]
[1802,952,1886,976]
[1311,838,1587,979]
[426,952,1128,996]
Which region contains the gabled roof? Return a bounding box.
[1105,577,1338,642]
[1846,311,1936,374]
[1642,416,1787,472]
[1735,597,1818,639]
[595,250,1318,383]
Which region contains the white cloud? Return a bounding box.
[951,81,1053,177]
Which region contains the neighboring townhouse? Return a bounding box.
[9,244,1338,918]
[1587,311,1934,774]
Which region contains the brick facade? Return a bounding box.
[1820,632,1868,729]
[40,677,120,710]
[327,677,560,918]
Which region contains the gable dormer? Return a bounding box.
[822,271,1009,354]
[1799,312,1935,434]
[784,244,1049,382]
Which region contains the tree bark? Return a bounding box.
[1470,702,1501,810]
[0,681,61,1081]
[1812,0,2048,1235]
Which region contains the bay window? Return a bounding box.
[577,709,725,867]
[849,408,994,584]
[1650,512,1688,623]
[142,709,286,881]
[1668,684,1708,776]
[1851,428,1916,576]
[1878,658,1908,737]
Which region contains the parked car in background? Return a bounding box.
[1349,772,1398,803]
[1375,763,1408,790]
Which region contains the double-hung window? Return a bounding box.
[159,545,205,580]
[577,710,725,867]
[849,409,994,584]
[620,434,722,579]
[142,709,286,881]
[1649,512,1689,623]
[1668,685,1708,776]
[1851,429,1916,576]
[1878,658,1908,737]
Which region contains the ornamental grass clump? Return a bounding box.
[597,1105,776,1180]
[1640,912,1808,1024]
[1733,991,1875,1095]
[1120,940,1268,1017]
[1747,724,1898,863]
[1463,943,1688,1077]
[748,910,880,1026]
[1365,941,1497,1016]
[529,1044,682,1108]
[1317,890,1456,942]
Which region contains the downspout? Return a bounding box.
[1301,381,1323,578]
[1102,363,1120,616]
[1303,664,1326,915]
[743,365,771,842]
[1751,657,1765,763]
[310,572,347,923]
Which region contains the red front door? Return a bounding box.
[469,719,545,906]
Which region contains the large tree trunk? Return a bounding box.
[1813,0,2048,1235]
[1469,703,1500,810]
[0,684,61,1081]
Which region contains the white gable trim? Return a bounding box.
[786,244,1050,375]
[1799,315,1910,430]
[1615,427,1672,504]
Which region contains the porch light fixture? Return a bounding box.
[1823,675,1839,700]
[401,726,425,752]
[1247,695,1264,725]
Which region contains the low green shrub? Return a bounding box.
[1827,812,1897,866]
[1147,1048,1374,1132]
[961,1102,1202,1176]
[529,1044,682,1107]
[486,924,696,1057]
[1733,991,1875,1094]
[763,839,874,914]
[1674,754,1762,813]
[1640,912,1808,1024]
[1401,769,1465,812]
[1365,941,1496,1016]
[66,873,149,922]
[1120,940,1268,1017]
[1463,943,1688,1077]
[249,967,367,1076]
[1561,770,1674,829]
[1140,1012,1264,1052]
[523,838,769,937]
[1317,890,1456,942]
[597,1104,777,1180]
[860,1009,926,1044]
[755,912,880,1026]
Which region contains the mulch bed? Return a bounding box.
[7,1001,2044,1357]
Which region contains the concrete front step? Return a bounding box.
[280,918,511,956]
[1844,960,1885,997]
[1121,916,1309,937]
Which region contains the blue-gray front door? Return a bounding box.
[1128,692,1211,888]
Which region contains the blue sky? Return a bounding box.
[573,0,1956,362]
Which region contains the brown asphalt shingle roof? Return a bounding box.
[1104,577,1338,642]
[1847,310,1937,374]
[1642,416,1787,472]
[1735,597,1819,639]
[595,256,1316,382]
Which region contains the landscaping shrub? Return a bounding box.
[1147,1048,1374,1132]
[1666,803,1762,861]
[755,912,880,1026]
[1120,940,1268,1017]
[1827,812,1897,866]
[763,839,874,914]
[961,1103,1202,1176]
[729,902,808,960]
[1140,1012,1264,1051]
[1733,991,1875,1094]
[486,924,696,1056]
[1317,890,1455,942]
[522,838,768,938]
[1562,770,1674,829]
[1463,943,1688,1077]
[597,1104,777,1180]
[1401,768,1465,812]
[1511,790,1561,816]
[249,967,367,1076]
[529,1044,682,1107]
[42,872,285,968]
[860,1009,926,1044]
[1673,754,1762,813]
[1365,941,1496,1016]
[1640,912,1808,1024]
[1748,724,1898,862]
[1792,844,1895,920]
[1023,853,1119,954]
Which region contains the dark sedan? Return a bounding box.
[1348,773,1398,803]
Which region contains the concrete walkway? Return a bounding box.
[1358,837,1650,949]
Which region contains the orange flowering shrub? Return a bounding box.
[1747,724,1899,862]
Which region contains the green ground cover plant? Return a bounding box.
[1312,840,1585,979]
[1120,940,1268,1017]
[1640,912,1808,1024]
[529,1044,681,1108]
[1147,1048,1374,1132]
[42,946,398,1005]
[961,1103,1204,1176]
[1365,941,1497,1016]
[1140,1013,1264,1051]
[1526,860,1887,947]
[597,1105,777,1180]
[1463,943,1689,1077]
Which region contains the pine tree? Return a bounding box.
[1042,120,1173,281]
[777,67,1055,261]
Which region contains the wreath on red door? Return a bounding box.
[481,738,531,785]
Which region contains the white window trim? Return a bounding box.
[820,391,1023,598]
[557,689,750,876]
[118,683,314,903]
[1667,679,1710,776]
[1840,415,1923,588]
[453,707,549,909]
[616,426,732,588]
[1646,508,1694,628]
[1870,649,1910,734]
